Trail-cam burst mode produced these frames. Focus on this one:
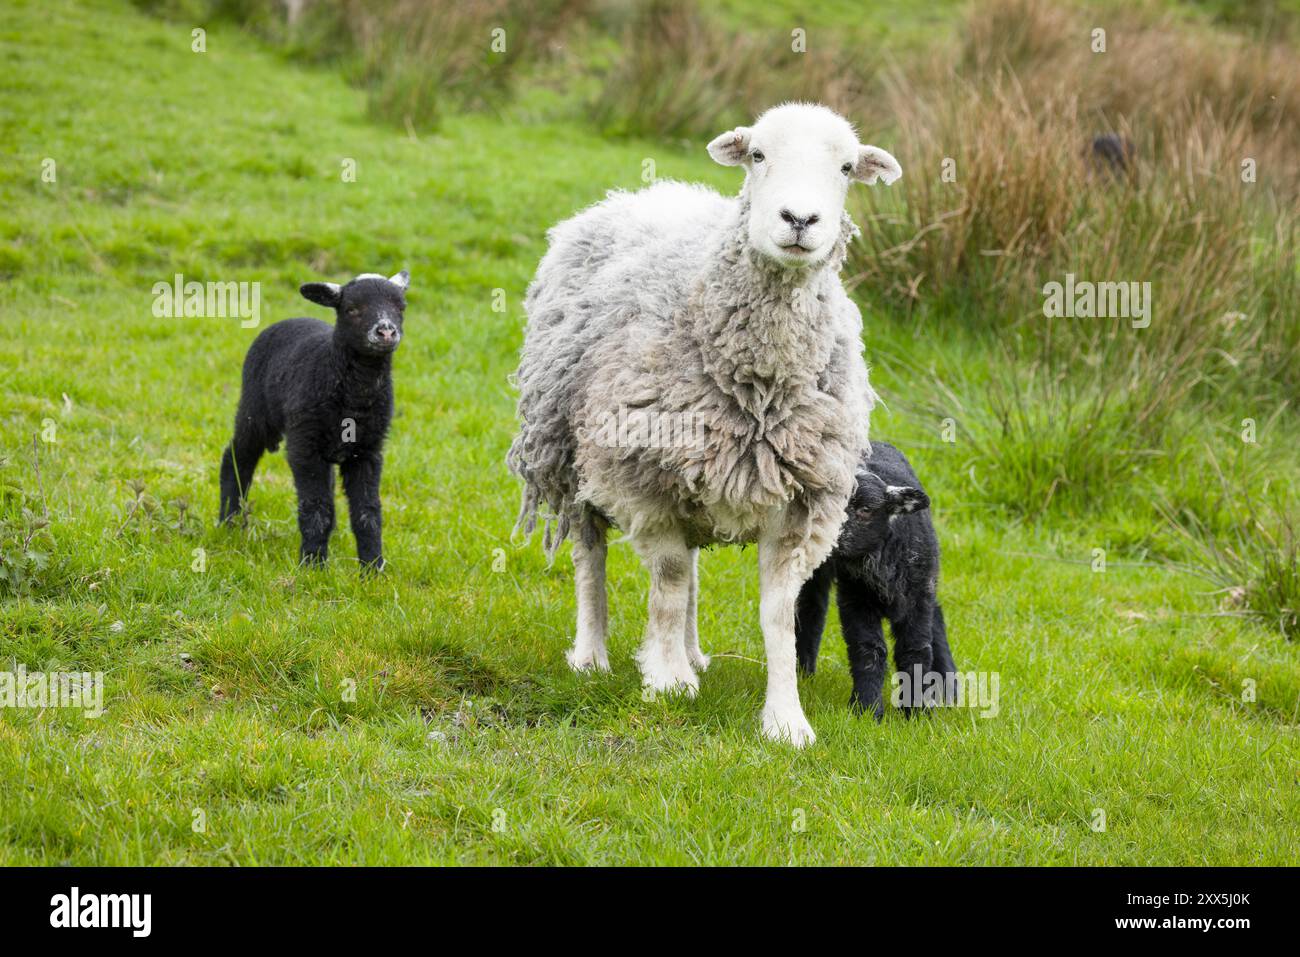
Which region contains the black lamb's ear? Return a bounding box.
[886,485,930,514]
[300,282,342,308]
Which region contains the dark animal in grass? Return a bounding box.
[1085,133,1136,181]
[794,441,957,719]
[219,270,409,571]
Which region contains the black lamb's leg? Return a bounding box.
[929,602,957,704]
[219,424,265,523]
[891,600,936,715]
[835,571,889,720]
[795,560,834,674]
[288,453,335,566]
[342,451,384,573]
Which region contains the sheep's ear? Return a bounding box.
[885,485,929,514]
[389,270,410,291]
[853,145,902,185]
[707,126,752,166]
[300,282,342,308]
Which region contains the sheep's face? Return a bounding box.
[836,471,929,557]
[301,271,410,356]
[708,104,901,270]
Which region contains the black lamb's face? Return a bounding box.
[836,471,930,558]
[338,277,406,355]
[300,270,410,356]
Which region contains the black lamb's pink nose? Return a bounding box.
[375,323,398,343]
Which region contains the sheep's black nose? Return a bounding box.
[780,209,820,231]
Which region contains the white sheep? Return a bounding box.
[507,103,901,746]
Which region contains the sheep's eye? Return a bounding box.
[347,307,361,318]
[841,162,854,175]
[855,507,873,519]
[751,150,765,163]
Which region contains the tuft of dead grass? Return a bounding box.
[588,0,875,142]
[850,0,1299,419]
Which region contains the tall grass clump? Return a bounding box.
[960,0,1300,189]
[133,0,591,129]
[849,0,1299,510]
[1160,456,1300,639]
[0,443,60,599]
[588,0,874,141]
[847,0,1300,632]
[892,340,1196,523]
[345,0,590,129]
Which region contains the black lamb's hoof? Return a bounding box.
[358,557,385,578]
[849,692,885,723]
[299,550,328,568]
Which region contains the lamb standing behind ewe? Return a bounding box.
[507,104,901,746]
[794,440,958,719]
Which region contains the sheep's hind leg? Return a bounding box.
[795,560,834,675]
[219,428,265,523]
[567,529,610,673]
[632,531,698,696]
[683,547,710,672]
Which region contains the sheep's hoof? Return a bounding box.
[641,675,698,699]
[849,692,885,722]
[761,705,816,748]
[637,650,699,698]
[566,645,611,673]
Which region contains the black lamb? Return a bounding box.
[794,440,957,718]
[219,270,410,571]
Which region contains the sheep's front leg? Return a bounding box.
[758,518,834,747]
[567,533,609,672]
[929,603,958,704]
[341,451,384,572]
[891,602,936,715]
[289,455,335,566]
[683,547,710,672]
[836,571,889,720]
[632,531,698,696]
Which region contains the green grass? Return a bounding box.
[1,0,1297,865]
[710,0,966,45]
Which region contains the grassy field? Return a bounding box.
[1,0,1297,865]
